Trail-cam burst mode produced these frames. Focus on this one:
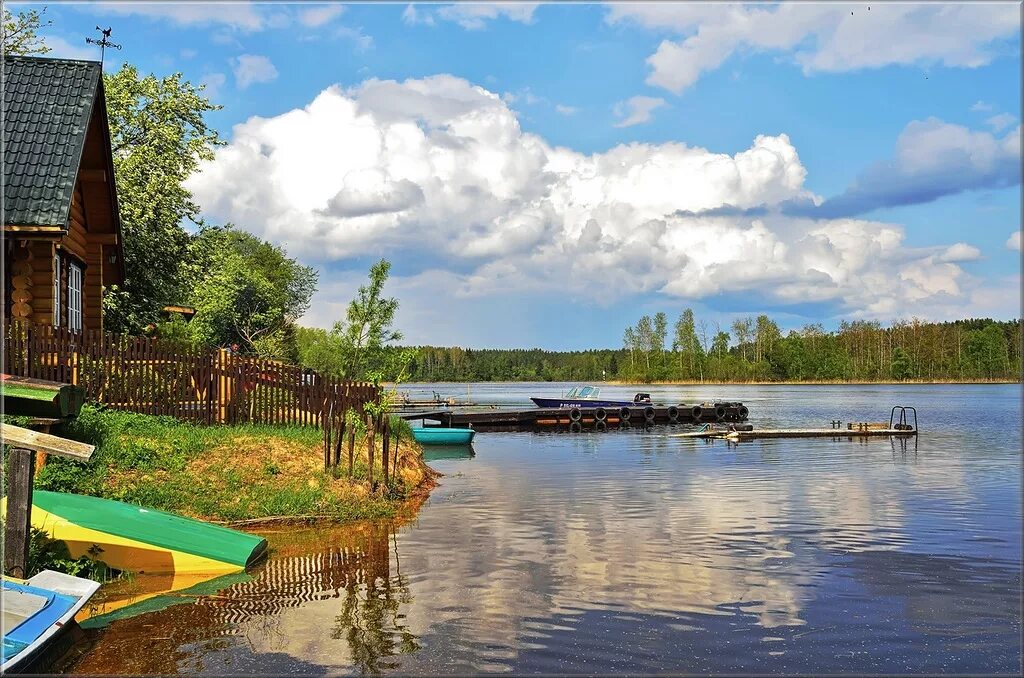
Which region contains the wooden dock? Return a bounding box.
[673,426,916,440]
[399,403,749,431]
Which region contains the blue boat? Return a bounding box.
[3,570,100,673]
[412,427,476,445]
[530,385,652,409]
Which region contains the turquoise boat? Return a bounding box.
[412,427,476,445]
[2,570,100,673]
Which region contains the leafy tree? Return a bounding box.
[337,260,402,379]
[673,308,703,379]
[890,346,913,381]
[754,314,781,363]
[711,330,731,357]
[296,326,347,376]
[185,227,317,359]
[965,324,1008,378]
[298,261,403,381]
[2,6,51,55]
[102,65,223,332]
[623,327,637,373]
[731,317,753,361]
[634,315,655,378]
[652,312,668,378]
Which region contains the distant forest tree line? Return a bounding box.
[378,314,1021,383]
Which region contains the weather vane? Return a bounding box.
[85,26,121,64]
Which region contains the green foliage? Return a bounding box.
[295,326,347,376]
[35,406,418,523]
[297,260,403,381]
[154,316,197,347]
[377,316,1020,383]
[672,308,705,379]
[388,415,413,441]
[1,6,51,55]
[891,346,913,381]
[337,260,402,379]
[26,527,113,581]
[102,64,224,333]
[182,226,317,359]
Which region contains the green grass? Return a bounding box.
[2,384,56,401]
[27,406,430,524]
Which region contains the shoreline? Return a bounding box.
[396,379,1020,386]
[32,406,439,528]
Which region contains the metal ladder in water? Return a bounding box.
[889,405,918,432]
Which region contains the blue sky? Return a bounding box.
[25,1,1023,349]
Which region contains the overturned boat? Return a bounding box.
[6,491,267,575]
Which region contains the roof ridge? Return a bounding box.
[3,55,102,68]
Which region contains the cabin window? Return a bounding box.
[52,252,61,326]
[67,261,83,332]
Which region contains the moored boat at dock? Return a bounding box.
[529,385,651,408]
[411,427,476,445]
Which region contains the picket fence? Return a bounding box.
[2,323,378,427]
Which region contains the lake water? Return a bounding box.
[69,384,1021,674]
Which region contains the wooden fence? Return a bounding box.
[2,322,378,428]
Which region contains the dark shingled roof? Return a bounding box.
[2,56,102,227]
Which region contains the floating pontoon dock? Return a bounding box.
[673,406,919,441]
[400,402,749,432]
[673,427,916,440]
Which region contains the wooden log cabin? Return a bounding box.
[3,56,124,332]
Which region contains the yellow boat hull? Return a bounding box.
[28,504,243,575]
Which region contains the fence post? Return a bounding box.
[381,413,390,486]
[218,348,232,424]
[366,412,375,490]
[3,448,35,577]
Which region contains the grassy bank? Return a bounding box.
[31,406,437,524]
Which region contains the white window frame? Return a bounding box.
[67,260,83,332]
[53,252,61,327]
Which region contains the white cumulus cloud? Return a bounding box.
[232,54,279,89]
[607,3,1020,94]
[986,112,1017,132]
[937,243,981,263]
[613,96,666,127]
[1008,231,1021,251]
[435,2,540,29]
[187,74,996,321]
[804,118,1021,217]
[298,4,346,28]
[93,1,267,31]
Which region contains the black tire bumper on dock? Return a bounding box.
[431,402,750,432]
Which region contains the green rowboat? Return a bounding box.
[8,491,268,575]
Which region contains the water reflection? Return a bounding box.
[72,522,417,675]
[421,444,475,462]
[68,385,1021,674]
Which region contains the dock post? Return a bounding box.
[4,448,36,577]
